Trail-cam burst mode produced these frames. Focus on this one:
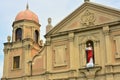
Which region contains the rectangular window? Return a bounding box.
[13,56,20,69]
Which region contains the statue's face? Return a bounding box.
[88,43,91,46]
[86,43,91,47]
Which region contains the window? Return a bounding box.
[15,28,22,41]
[13,56,20,69]
[34,30,39,43]
[86,40,95,64]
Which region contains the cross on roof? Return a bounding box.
[84,0,90,2]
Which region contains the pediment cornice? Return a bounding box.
[45,2,120,38]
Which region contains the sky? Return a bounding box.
[0,0,120,78]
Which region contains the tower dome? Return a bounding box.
[15,4,39,23]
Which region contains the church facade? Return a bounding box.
[1,1,120,80]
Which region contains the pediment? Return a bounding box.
[45,2,120,37]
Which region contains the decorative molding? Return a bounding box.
[53,45,67,67]
[12,19,41,27]
[68,70,77,79]
[79,66,102,80]
[79,34,99,44]
[81,10,96,26]
[45,20,120,38]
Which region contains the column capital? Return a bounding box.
[103,26,110,36]
[45,37,51,46]
[68,32,74,42]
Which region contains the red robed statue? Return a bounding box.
[86,43,94,68]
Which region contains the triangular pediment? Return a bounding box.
[45,2,120,37]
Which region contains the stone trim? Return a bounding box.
[45,20,120,38]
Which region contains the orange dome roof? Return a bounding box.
[15,8,39,23]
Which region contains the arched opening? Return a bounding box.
[86,40,95,64]
[34,30,39,43]
[15,28,22,41]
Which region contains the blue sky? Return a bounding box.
[0,0,120,78]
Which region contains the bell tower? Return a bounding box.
[2,5,41,80]
[12,4,41,42]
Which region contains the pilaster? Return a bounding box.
[68,32,75,69]
[2,49,9,78]
[93,41,100,65]
[23,44,31,76]
[103,26,112,64]
[79,43,86,68]
[105,65,114,80]
[2,42,11,78]
[45,37,52,72]
[12,29,14,42]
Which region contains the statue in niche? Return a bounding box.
[86,42,94,68]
